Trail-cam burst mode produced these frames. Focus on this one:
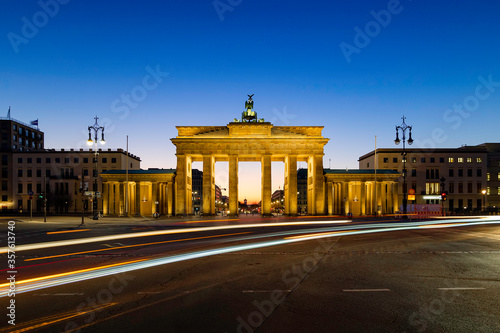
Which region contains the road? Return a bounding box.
[1,216,500,332]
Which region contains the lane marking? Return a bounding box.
[342,289,391,292]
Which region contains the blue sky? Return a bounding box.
[1,0,500,202]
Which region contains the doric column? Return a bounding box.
[229,155,239,216]
[343,182,349,215]
[175,155,192,215]
[393,182,399,213]
[376,181,382,215]
[381,182,387,214]
[167,181,174,216]
[360,181,366,216]
[103,182,109,215]
[203,155,215,215]
[119,182,125,215]
[151,182,158,215]
[284,155,297,215]
[261,155,272,215]
[308,155,325,215]
[135,181,141,216]
[327,181,333,215]
[348,182,354,215]
[387,182,393,213]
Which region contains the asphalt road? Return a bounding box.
[1,217,500,332]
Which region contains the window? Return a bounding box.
[448,183,454,194]
[64,158,70,163]
[487,173,490,181]
[383,158,388,163]
[36,158,41,163]
[45,169,51,177]
[46,157,51,163]
[27,183,32,192]
[36,169,41,177]
[18,183,23,193]
[27,169,32,177]
[411,169,416,177]
[74,158,79,163]
[467,169,473,177]
[1,181,7,191]
[55,158,60,163]
[498,172,500,180]
[467,158,472,163]
[477,158,482,163]
[18,169,22,177]
[426,182,440,194]
[84,158,89,163]
[458,157,463,163]
[93,169,97,177]
[449,157,454,163]
[366,163,369,168]
[477,169,482,177]
[27,158,32,163]
[17,157,22,163]
[458,183,463,193]
[439,157,445,163]
[458,169,463,177]
[1,195,7,201]
[430,158,435,163]
[449,169,454,177]
[83,169,88,176]
[412,157,417,163]
[102,158,108,163]
[477,183,483,194]
[467,183,473,193]
[498,187,500,195]
[487,187,490,195]
[421,158,426,163]
[111,158,117,163]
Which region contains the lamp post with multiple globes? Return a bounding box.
[394,116,413,219]
[86,116,105,220]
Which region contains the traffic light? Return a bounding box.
[38,193,44,199]
[441,192,447,201]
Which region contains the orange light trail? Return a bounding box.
[0,258,146,289]
[46,229,90,235]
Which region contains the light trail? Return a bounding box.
[46,229,90,235]
[2,218,499,297]
[25,232,251,262]
[0,220,352,254]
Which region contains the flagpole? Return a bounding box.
[125,135,129,216]
[375,135,377,217]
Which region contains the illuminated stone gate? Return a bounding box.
[171,98,330,216]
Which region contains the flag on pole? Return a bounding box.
[30,119,38,126]
[7,107,10,119]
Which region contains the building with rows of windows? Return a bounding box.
[358,144,500,213]
[0,116,141,213]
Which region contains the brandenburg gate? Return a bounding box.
[171,95,330,216]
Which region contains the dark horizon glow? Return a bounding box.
[1,0,499,202]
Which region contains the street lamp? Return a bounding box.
[87,116,105,220]
[395,116,413,219]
